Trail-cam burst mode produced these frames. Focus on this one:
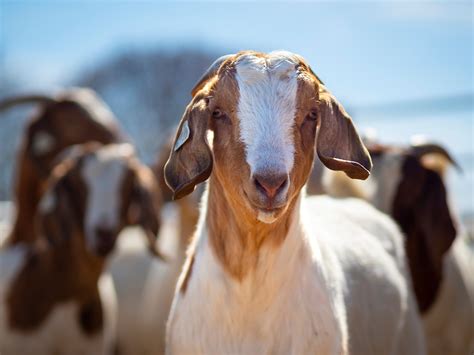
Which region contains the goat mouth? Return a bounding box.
[243,191,285,211]
[258,206,282,213]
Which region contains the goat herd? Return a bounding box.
[0,51,472,355]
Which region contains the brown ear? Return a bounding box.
[37,177,76,246]
[128,166,164,258]
[316,86,372,180]
[416,169,457,273]
[164,97,212,200]
[392,156,457,312]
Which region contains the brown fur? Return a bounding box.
[7,91,122,246]
[165,51,371,280]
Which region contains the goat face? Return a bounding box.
[38,143,161,257]
[165,51,371,224]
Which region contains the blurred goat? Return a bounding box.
[0,88,124,245]
[0,143,161,355]
[137,138,202,355]
[318,140,474,355]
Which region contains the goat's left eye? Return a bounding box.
[212,109,225,119]
[307,109,318,121]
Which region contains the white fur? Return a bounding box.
[422,235,474,355]
[257,210,277,224]
[107,226,157,355]
[140,204,188,355]
[166,194,425,355]
[32,131,56,155]
[236,52,298,176]
[82,144,134,251]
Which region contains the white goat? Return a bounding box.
[162,51,425,355]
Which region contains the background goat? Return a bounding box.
[0,142,161,354]
[318,140,474,355]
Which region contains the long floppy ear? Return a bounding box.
[165,54,235,199]
[127,165,164,258]
[37,177,77,246]
[164,97,213,200]
[392,156,457,312]
[316,85,372,180]
[416,169,457,271]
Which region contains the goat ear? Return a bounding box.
[416,169,457,273]
[316,86,372,180]
[393,157,457,312]
[164,98,212,200]
[128,166,164,258]
[37,179,75,246]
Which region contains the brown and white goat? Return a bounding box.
[0,143,161,355]
[319,140,474,355]
[0,88,124,245]
[163,51,425,355]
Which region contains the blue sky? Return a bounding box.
[1,1,472,105]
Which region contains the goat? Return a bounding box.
[319,140,474,355]
[0,88,124,246]
[162,51,425,355]
[0,143,161,355]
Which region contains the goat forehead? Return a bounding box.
[234,52,299,173]
[81,147,132,229]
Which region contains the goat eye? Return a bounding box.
[212,109,225,119]
[307,109,318,121]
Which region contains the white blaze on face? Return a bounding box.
[235,51,299,175]
[32,131,56,155]
[82,144,134,250]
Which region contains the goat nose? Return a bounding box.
[96,227,115,240]
[94,227,116,256]
[253,173,288,198]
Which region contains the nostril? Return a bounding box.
[253,173,288,198]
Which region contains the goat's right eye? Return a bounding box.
[212,109,225,119]
[307,109,318,121]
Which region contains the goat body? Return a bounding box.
[167,192,424,355]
